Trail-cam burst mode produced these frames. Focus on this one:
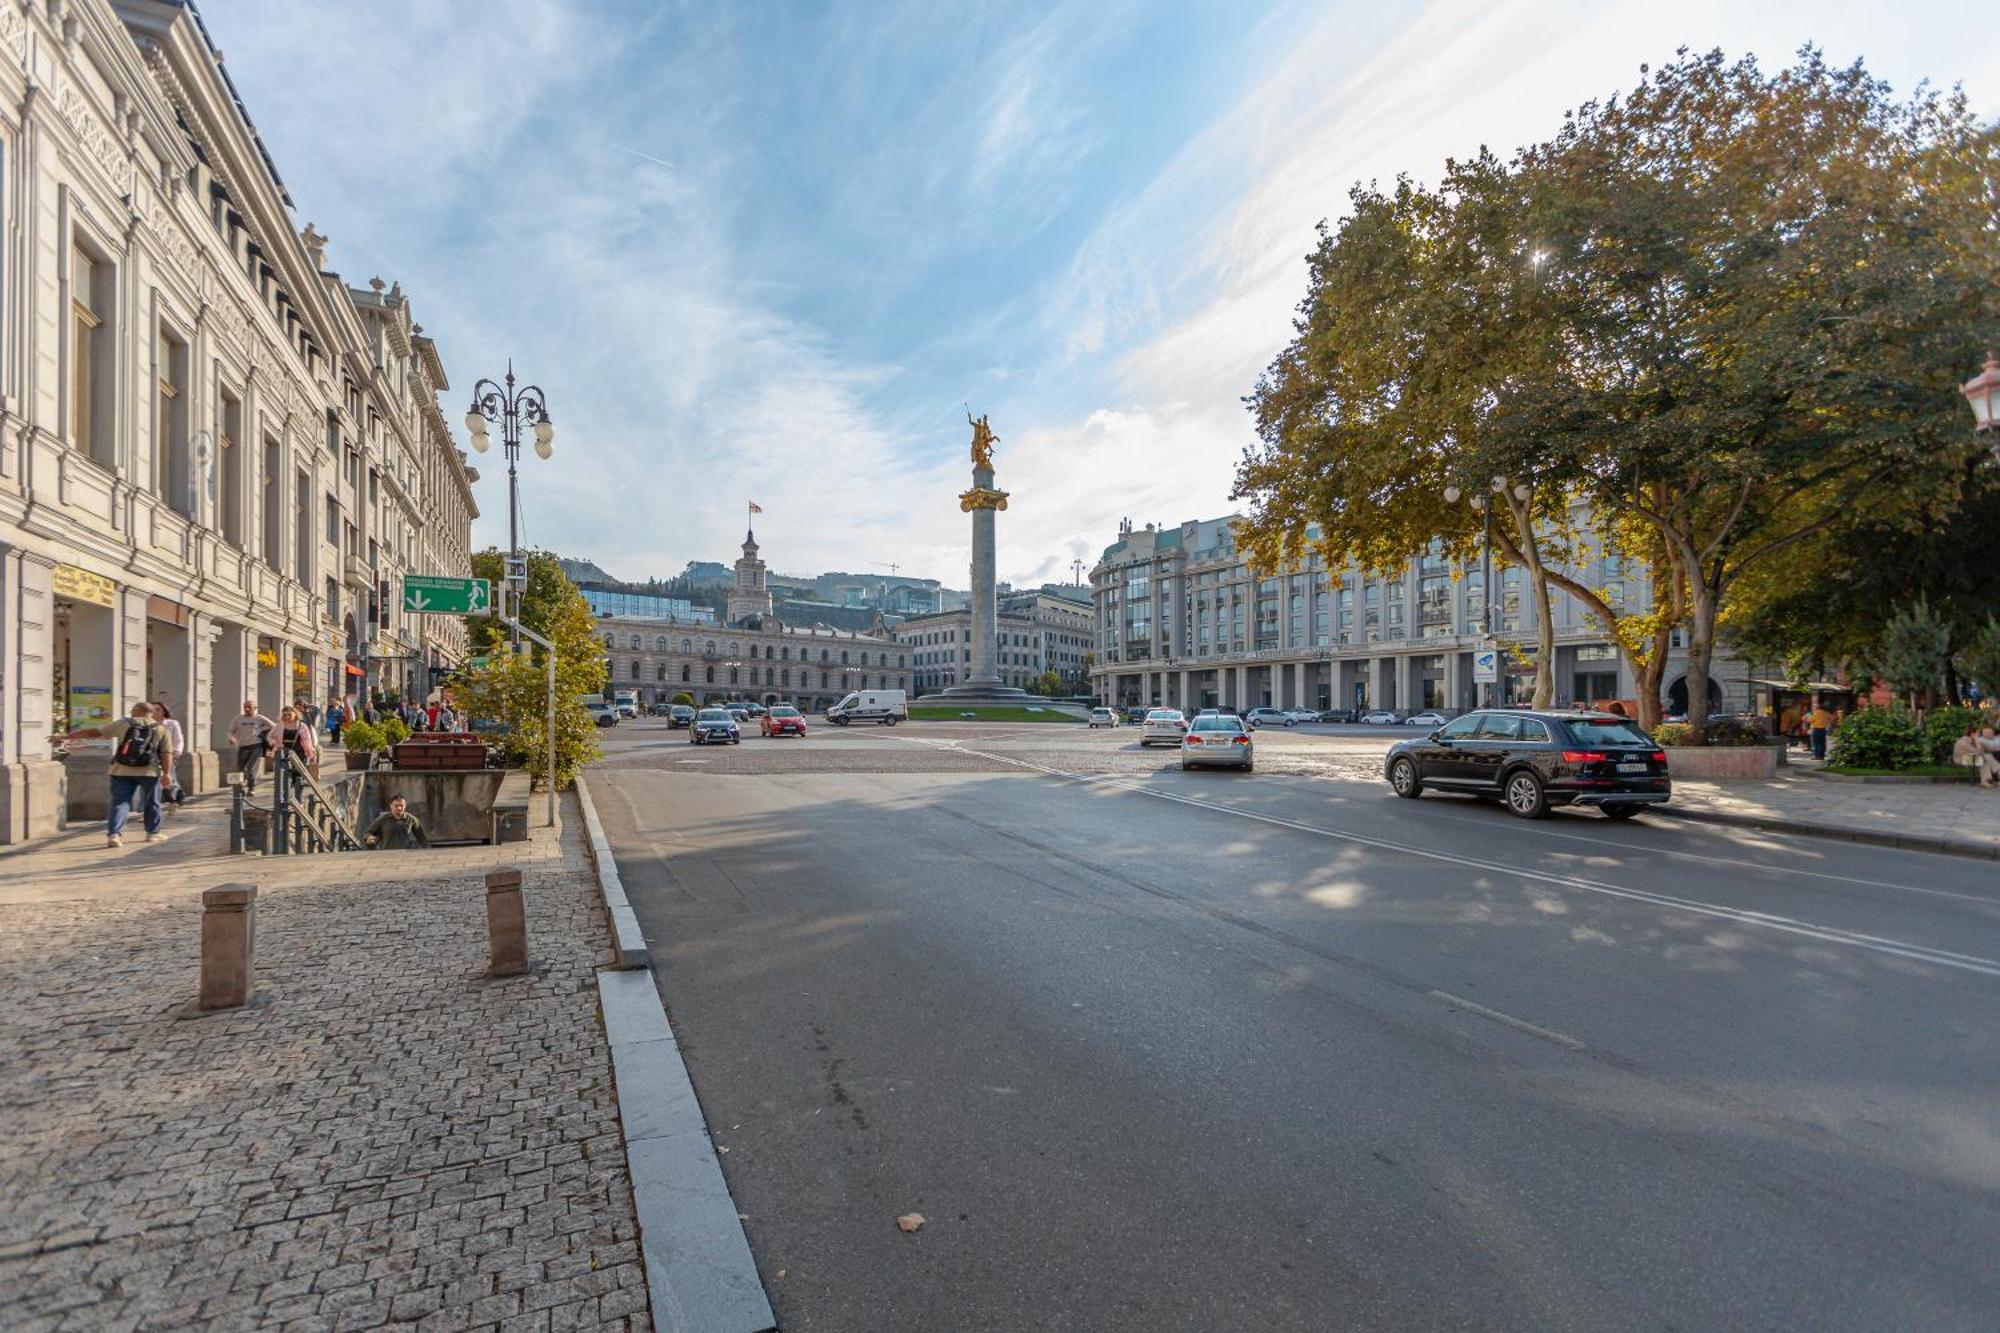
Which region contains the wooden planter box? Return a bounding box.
[344,750,376,771]
[391,736,492,771]
[1662,745,1781,780]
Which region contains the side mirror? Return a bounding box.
[1430,730,1447,743]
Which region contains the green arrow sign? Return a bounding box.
[403,575,491,615]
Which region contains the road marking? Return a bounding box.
[896,737,2000,980]
[1426,991,1587,1050]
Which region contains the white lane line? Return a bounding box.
[1427,991,1587,1051]
[898,737,2000,981]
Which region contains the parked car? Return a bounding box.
[1406,710,1451,728]
[690,708,742,745]
[1181,713,1254,771]
[1089,707,1119,728]
[1317,708,1360,724]
[1360,710,1404,725]
[666,704,696,729]
[739,702,768,719]
[1281,707,1320,724]
[1244,707,1292,729]
[1384,709,1670,819]
[828,689,907,725]
[586,702,620,728]
[1123,706,1150,724]
[726,706,751,724]
[761,705,807,737]
[1141,709,1189,746]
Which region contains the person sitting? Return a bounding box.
[363,794,429,849]
[1952,727,1999,787]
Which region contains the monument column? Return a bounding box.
[927,413,1030,703]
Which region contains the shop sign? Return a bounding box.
[256,648,279,668]
[68,685,113,727]
[146,595,190,627]
[292,660,310,678]
[1472,648,1499,684]
[52,564,115,608]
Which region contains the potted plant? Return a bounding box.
[340,719,387,771]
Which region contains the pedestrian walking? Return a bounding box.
[267,706,319,781]
[436,703,459,733]
[227,699,274,793]
[1807,697,1833,761]
[67,702,169,847]
[362,793,430,849]
[152,700,187,811]
[326,698,345,745]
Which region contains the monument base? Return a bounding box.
[917,682,1036,706]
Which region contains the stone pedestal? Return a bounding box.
[922,456,1032,705]
[199,884,257,1011]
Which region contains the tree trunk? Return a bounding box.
[1684,585,1720,745]
[1635,622,1672,732]
[1530,566,1556,708]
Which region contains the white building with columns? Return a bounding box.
[1089,514,1745,718]
[0,0,474,841]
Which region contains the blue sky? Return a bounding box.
[203,0,2000,588]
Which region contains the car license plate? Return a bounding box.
[1617,761,1648,773]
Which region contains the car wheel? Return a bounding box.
[1241,761,1254,773]
[1505,770,1549,819]
[733,737,741,745]
[1390,758,1422,799]
[1602,804,1642,821]
[1180,759,1191,771]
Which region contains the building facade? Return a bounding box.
[0,0,473,841]
[596,528,910,711]
[1089,514,1742,717]
[897,590,1094,695]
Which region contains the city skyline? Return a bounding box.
[203,0,1999,586]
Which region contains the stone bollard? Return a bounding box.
[199,884,258,1010]
[485,868,529,977]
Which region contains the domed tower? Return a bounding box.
[727,526,773,625]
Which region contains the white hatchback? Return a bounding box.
[1140,709,1188,746]
[1088,707,1119,728]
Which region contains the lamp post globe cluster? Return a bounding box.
[1963,350,2000,456]
[462,360,555,578]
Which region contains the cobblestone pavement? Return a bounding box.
[0,797,650,1333]
[595,717,2000,852]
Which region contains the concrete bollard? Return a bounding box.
[199,884,257,1010]
[485,867,528,977]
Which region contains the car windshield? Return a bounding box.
[1190,717,1245,733]
[1146,710,1183,721]
[1567,719,1651,746]
[697,709,732,721]
[770,707,799,718]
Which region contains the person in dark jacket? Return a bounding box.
[363,794,429,849]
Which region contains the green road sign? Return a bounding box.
[403,575,491,614]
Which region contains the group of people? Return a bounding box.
[322,695,460,744]
[1952,725,2000,787]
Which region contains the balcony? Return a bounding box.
[343,554,372,588]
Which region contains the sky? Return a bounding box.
[200,0,2000,590]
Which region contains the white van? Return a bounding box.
[827,689,907,726]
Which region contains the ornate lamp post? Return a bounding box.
[1962,350,2000,457]
[463,360,554,600]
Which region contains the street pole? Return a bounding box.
[1481,499,1494,708]
[465,362,554,657]
[506,615,560,829]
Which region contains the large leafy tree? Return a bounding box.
[1510,49,1998,738]
[457,549,605,790]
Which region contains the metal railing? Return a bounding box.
[270,750,361,853]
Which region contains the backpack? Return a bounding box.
[113,722,159,769]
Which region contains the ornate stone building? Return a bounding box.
[896,590,1093,695]
[0,0,475,840]
[595,524,909,711]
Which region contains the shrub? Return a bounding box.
[669,691,695,707]
[380,717,412,746]
[1921,704,1985,765]
[1652,722,1693,747]
[1653,717,1765,748]
[1827,707,1928,771]
[341,720,387,753]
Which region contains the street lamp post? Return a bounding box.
[1445,475,1530,707]
[463,361,554,642]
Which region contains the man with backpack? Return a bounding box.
[226,699,274,794]
[67,701,171,847]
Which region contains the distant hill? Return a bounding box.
[557,557,619,585]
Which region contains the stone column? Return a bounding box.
[967,461,999,690]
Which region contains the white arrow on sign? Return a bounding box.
[408,589,432,612]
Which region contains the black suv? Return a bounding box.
[1383,710,1670,819]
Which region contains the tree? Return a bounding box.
[1509,49,1998,739]
[456,550,605,790]
[669,691,695,708]
[1869,597,1953,709]
[1961,618,2000,704]
[1026,670,1063,697]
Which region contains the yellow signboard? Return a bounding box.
[52,563,115,608]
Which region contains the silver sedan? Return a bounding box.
[1180,714,1254,771]
[1140,708,1189,747]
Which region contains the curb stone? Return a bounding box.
[579,774,777,1333]
[1654,804,2000,862]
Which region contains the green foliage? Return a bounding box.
[1921,705,1986,765]
[1869,597,1953,703]
[669,691,695,707]
[453,553,607,791]
[379,717,411,746]
[1026,670,1063,697]
[1960,617,2000,701]
[1654,717,1766,748]
[340,720,387,753]
[1827,707,1929,772]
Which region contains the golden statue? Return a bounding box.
[968,411,997,471]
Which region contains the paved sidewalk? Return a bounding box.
[0,796,650,1332]
[1662,771,2000,858]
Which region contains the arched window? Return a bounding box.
[629,634,641,650]
[630,661,641,680]
[705,666,714,683]
[682,665,691,682]
[821,648,829,663]
[729,667,739,684]
[860,651,869,667]
[655,636,668,652]
[764,667,774,686]
[682,639,692,654]
[780,646,789,660]
[657,665,667,681]
[705,640,716,655]
[841,650,849,664]
[727,640,741,657]
[781,668,790,686]
[603,633,615,648]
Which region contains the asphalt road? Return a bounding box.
[592,718,2000,1331]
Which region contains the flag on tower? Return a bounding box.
[748,501,763,513]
